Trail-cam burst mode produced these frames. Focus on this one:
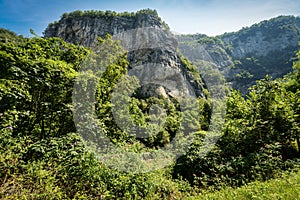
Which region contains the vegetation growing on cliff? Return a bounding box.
[48,9,170,30]
[222,15,300,43]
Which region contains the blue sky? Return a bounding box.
[0,0,300,37]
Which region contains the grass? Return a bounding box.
[188,170,300,200]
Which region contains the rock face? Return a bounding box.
[44,10,205,99]
[221,16,300,59]
[113,27,204,98]
[177,15,300,93]
[177,34,233,69]
[45,11,300,94]
[45,12,164,47]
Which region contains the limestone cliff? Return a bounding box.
[44,9,205,99]
[44,10,166,47]
[177,34,233,69]
[221,16,300,59]
[45,10,300,94]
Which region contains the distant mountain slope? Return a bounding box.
[178,15,300,93]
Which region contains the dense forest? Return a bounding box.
[0,14,300,199]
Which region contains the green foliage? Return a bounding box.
[179,54,208,97]
[189,169,300,200]
[1,27,300,199]
[0,35,88,139]
[51,8,170,30]
[174,54,300,189]
[229,45,299,94]
[0,126,194,199]
[197,36,224,46]
[0,30,209,198]
[60,8,160,19]
[0,28,23,43]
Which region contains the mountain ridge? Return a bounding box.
[177,15,300,93]
[44,10,300,93]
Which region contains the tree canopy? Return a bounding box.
[0,28,299,199]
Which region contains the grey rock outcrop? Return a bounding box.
[45,11,300,94]
[45,12,163,47]
[44,10,206,99]
[221,16,300,59]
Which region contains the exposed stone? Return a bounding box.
[44,11,205,99]
[177,16,300,93]
[45,13,164,47]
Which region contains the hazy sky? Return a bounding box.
[0,0,300,37]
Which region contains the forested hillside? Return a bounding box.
[0,9,300,199]
[178,15,300,93]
